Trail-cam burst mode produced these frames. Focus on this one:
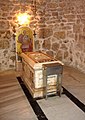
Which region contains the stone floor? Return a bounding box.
[0,66,85,120]
[0,71,37,120]
[36,66,85,120]
[37,95,85,120]
[63,66,85,104]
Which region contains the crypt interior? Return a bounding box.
[0,0,85,120]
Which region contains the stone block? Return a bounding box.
[52,43,59,51]
[56,50,62,61]
[43,39,51,50]
[54,31,66,39]
[46,51,54,57]
[39,28,53,38]
[47,2,58,9]
[73,24,82,33]
[64,51,69,58]
[3,40,9,49]
[0,21,9,29]
[61,44,68,50]
[79,34,85,44]
[0,40,3,49]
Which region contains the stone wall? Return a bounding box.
[37,0,85,73]
[0,0,85,73]
[0,0,35,71]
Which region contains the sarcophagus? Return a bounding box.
[16,26,63,98]
[21,51,63,98]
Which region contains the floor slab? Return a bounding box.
[37,95,85,120]
[63,66,85,104]
[0,73,37,120]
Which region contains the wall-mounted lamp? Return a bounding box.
[16,13,30,25]
[16,0,37,37]
[16,0,31,26]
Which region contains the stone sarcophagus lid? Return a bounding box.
[21,51,63,98]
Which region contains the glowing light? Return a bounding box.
[17,13,30,25]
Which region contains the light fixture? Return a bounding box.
[17,13,30,25]
[16,0,37,37]
[16,0,31,26]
